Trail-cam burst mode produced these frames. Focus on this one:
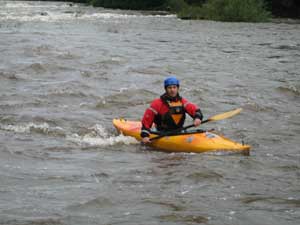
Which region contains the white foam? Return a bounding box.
[0,6,175,22]
[67,123,138,147]
[4,1,75,9]
[67,133,138,147]
[80,13,175,20]
[0,122,67,137]
[0,13,75,22]
[0,12,175,22]
[0,122,50,133]
[89,124,109,138]
[0,121,137,146]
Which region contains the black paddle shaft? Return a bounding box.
[149,119,209,141]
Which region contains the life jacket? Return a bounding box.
[155,94,186,131]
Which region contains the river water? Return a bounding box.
[0,1,299,225]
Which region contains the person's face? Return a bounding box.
[166,85,179,97]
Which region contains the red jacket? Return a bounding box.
[141,94,202,137]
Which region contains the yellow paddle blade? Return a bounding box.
[208,108,242,121]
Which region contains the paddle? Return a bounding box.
[149,108,242,141]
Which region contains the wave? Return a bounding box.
[47,88,91,98]
[239,195,300,207]
[22,63,77,75]
[0,99,47,111]
[3,1,76,9]
[67,197,114,211]
[67,134,138,147]
[80,12,176,20]
[128,66,164,75]
[67,124,138,146]
[40,81,100,99]
[0,122,65,137]
[272,44,300,51]
[0,121,137,147]
[0,11,175,22]
[186,171,223,182]
[0,71,19,80]
[67,124,138,147]
[96,88,157,108]
[241,102,276,113]
[0,122,49,133]
[25,63,47,73]
[277,85,300,96]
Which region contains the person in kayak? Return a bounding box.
[141,76,203,144]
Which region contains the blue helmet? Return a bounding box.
[164,76,180,88]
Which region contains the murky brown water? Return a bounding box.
[0,1,299,225]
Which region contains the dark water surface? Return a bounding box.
[0,1,299,225]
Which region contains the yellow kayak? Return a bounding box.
[113,118,250,154]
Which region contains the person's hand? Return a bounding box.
[194,118,202,127]
[142,137,151,144]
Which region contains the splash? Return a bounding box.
[3,1,74,9]
[80,13,176,20]
[0,122,66,137]
[67,133,138,147]
[1,13,175,22]
[67,124,138,147]
[0,122,50,133]
[0,121,137,146]
[0,0,175,23]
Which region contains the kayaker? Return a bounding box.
[141,76,203,144]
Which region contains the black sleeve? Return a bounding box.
[140,125,150,138]
[194,109,203,121]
